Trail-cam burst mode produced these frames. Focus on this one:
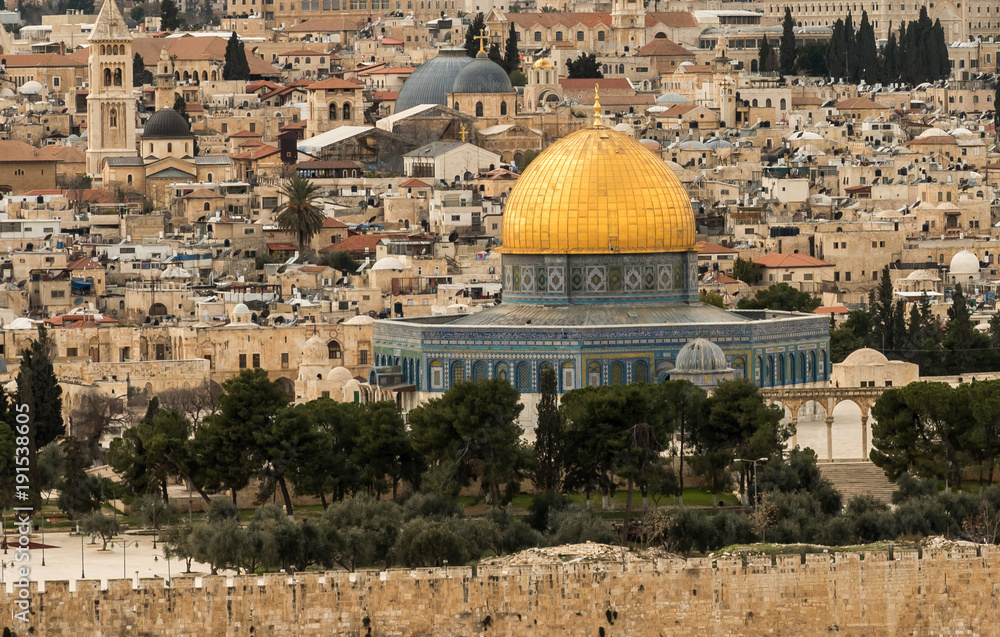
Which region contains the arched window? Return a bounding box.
[610,361,625,385]
[472,360,488,381]
[587,361,601,386]
[183,71,190,81]
[327,340,342,359]
[451,361,465,385]
[207,173,213,182]
[561,362,575,391]
[211,71,218,80]
[127,174,133,185]
[454,101,460,111]
[342,102,351,119]
[329,103,338,120]
[104,68,112,86]
[516,362,532,391]
[204,202,211,211]
[167,143,173,153]
[495,362,509,381]
[790,354,797,384]
[500,101,507,116]
[202,71,208,81]
[633,360,648,383]
[114,68,122,86]
[109,108,118,128]
[430,360,443,389]
[765,98,772,108]
[780,98,787,110]
[100,45,106,55]
[475,102,484,117]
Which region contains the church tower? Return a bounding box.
[86,0,137,180]
[154,48,177,111]
[611,0,646,55]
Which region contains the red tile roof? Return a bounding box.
[696,241,738,254]
[399,178,431,188]
[308,78,362,90]
[814,305,849,315]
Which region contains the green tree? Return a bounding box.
[856,11,878,83]
[699,290,725,308]
[758,38,778,73]
[463,12,486,58]
[692,379,788,505]
[222,31,250,80]
[502,20,519,74]
[533,366,563,493]
[779,8,797,74]
[172,95,190,127]
[133,52,152,86]
[943,283,990,374]
[130,5,146,23]
[57,438,101,518]
[509,69,527,86]
[18,325,63,448]
[830,308,871,362]
[282,398,360,506]
[408,377,531,505]
[869,265,900,355]
[353,401,425,498]
[160,0,181,31]
[66,0,94,12]
[38,441,64,502]
[80,511,120,550]
[320,250,360,273]
[660,380,706,506]
[793,41,828,76]
[191,370,289,505]
[825,18,848,79]
[275,175,324,255]
[321,494,402,571]
[391,516,471,567]
[518,149,539,172]
[965,381,1000,488]
[870,382,971,491]
[732,256,761,284]
[487,41,503,67]
[566,52,603,79]
[736,283,821,312]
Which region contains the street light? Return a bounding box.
[736,457,769,509]
[112,540,140,580]
[41,517,45,567]
[81,533,85,579]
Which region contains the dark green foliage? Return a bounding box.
[160,0,181,31]
[322,494,402,571]
[133,52,152,86]
[391,517,471,567]
[891,472,938,504]
[223,31,250,80]
[526,491,569,532]
[534,366,563,493]
[275,175,323,254]
[57,438,101,518]
[793,41,828,76]
[758,38,778,73]
[757,448,842,515]
[712,510,756,547]
[779,8,796,74]
[736,283,821,312]
[66,0,94,13]
[825,18,848,79]
[401,491,464,520]
[463,13,487,58]
[409,377,530,505]
[172,95,190,127]
[856,11,878,83]
[18,325,63,449]
[320,250,361,273]
[731,256,761,285]
[666,508,716,554]
[566,53,603,79]
[487,42,502,67]
[519,149,539,171]
[548,504,616,545]
[130,5,146,22]
[502,20,520,74]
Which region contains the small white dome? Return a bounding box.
[302,335,328,364]
[370,257,408,271]
[949,127,974,137]
[949,249,980,275]
[326,366,353,384]
[655,92,692,105]
[232,303,251,314]
[842,348,889,366]
[6,318,35,330]
[18,81,43,95]
[343,315,374,325]
[917,127,947,138]
[675,339,729,373]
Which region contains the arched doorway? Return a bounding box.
[275,377,295,399]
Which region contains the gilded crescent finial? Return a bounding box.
[594,84,601,127]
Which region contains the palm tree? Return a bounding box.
[275,176,324,255]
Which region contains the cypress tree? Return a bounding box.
[464,12,487,58]
[759,38,777,73]
[779,8,797,75]
[931,19,948,80]
[826,19,847,80]
[533,367,563,493]
[857,11,878,83]
[488,42,503,67]
[160,0,181,31]
[879,32,898,84]
[502,20,520,74]
[222,31,250,80]
[844,12,858,81]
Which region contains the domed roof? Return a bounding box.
[451,52,513,94]
[395,48,473,112]
[501,123,695,254]
[343,315,374,325]
[949,249,980,275]
[655,92,691,104]
[5,317,35,330]
[370,256,408,271]
[842,348,889,366]
[303,335,328,364]
[675,339,729,373]
[143,108,191,138]
[18,81,43,95]
[326,366,353,383]
[231,303,251,315]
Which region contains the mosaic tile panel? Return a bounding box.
[548,266,565,292]
[608,266,622,292]
[586,266,607,292]
[625,266,642,291]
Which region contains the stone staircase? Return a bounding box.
[817,462,897,504]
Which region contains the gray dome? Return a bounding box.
[144,108,191,138]
[395,49,473,111]
[451,52,513,94]
[675,339,729,373]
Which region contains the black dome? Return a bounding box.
[395,49,473,111]
[144,108,191,138]
[451,53,513,94]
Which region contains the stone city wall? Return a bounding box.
[2,547,999,636]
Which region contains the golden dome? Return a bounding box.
[502,125,695,254]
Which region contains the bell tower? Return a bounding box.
[86,0,137,180]
[154,48,177,111]
[611,0,646,55]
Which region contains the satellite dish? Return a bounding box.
[73,297,84,306]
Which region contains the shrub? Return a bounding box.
[392,517,470,567]
[666,508,717,554]
[548,505,616,545]
[526,492,569,532]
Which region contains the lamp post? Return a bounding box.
[81,533,85,579]
[736,457,769,509]
[41,517,45,567]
